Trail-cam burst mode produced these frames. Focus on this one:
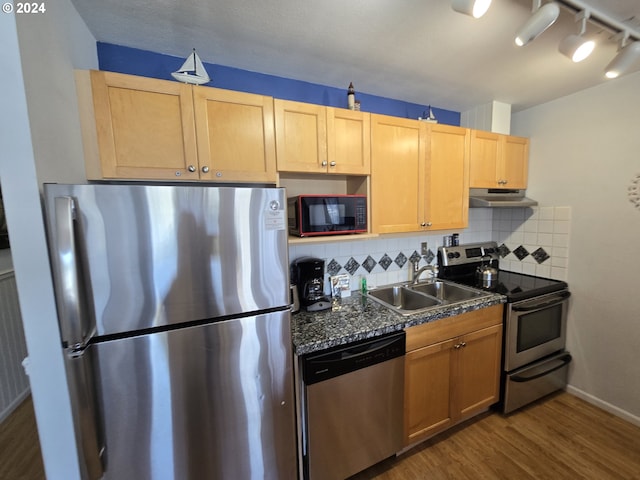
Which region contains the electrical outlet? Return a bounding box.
[421,241,428,256]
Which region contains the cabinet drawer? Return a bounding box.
[405,304,503,352]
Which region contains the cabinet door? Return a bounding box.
[274,100,327,173]
[404,338,455,446]
[89,70,199,180]
[469,130,499,188]
[501,135,529,189]
[194,87,276,182]
[454,324,503,420]
[371,114,426,234]
[326,108,371,174]
[425,124,469,230]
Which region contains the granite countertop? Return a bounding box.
[291,290,506,355]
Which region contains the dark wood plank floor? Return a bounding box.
[0,396,44,480]
[2,392,639,480]
[351,392,640,480]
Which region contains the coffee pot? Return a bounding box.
[291,257,331,312]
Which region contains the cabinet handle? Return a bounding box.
[426,222,432,227]
[201,166,209,173]
[460,342,466,348]
[420,222,426,227]
[329,161,336,167]
[188,165,196,173]
[454,343,461,350]
[321,161,328,167]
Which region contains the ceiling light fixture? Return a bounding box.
[451,0,492,19]
[604,33,640,79]
[558,10,595,62]
[515,1,560,47]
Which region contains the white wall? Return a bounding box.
[512,72,640,423]
[0,2,97,479]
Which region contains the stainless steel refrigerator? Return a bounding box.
[43,183,297,480]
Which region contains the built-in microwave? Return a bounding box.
[288,194,367,237]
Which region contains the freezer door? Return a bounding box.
[44,184,289,337]
[91,310,296,480]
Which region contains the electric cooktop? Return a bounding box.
[437,241,568,303]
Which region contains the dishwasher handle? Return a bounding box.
[302,331,406,385]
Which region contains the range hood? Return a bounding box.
[469,188,538,208]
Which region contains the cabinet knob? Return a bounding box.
[321,161,328,167]
[460,342,467,348]
[329,161,336,167]
[188,165,196,173]
[420,222,426,227]
[426,222,432,227]
[454,343,461,350]
[201,166,210,173]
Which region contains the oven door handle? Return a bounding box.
[511,291,571,312]
[511,353,572,383]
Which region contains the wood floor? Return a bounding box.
[1,392,639,480]
[0,397,44,480]
[351,392,640,480]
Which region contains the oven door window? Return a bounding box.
[517,303,563,353]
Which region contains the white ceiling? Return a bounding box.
[70,0,640,113]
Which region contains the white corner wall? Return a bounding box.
[512,72,640,423]
[1,1,98,479]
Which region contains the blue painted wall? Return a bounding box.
[97,42,460,126]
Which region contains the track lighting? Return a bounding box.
[515,1,560,47]
[558,10,595,63]
[451,0,492,19]
[605,35,640,79]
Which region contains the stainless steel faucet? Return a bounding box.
[409,261,438,284]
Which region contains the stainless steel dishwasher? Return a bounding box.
[301,331,405,480]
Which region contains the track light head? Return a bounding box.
[451,0,492,19]
[559,34,595,62]
[558,9,595,63]
[605,40,640,79]
[515,2,560,47]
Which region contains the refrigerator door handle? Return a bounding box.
[55,197,104,479]
[54,196,93,349]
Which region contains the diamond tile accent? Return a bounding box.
[378,254,392,271]
[394,252,407,268]
[327,259,342,276]
[498,244,511,258]
[409,250,421,264]
[344,257,360,275]
[362,255,377,273]
[513,245,530,260]
[532,247,550,264]
[424,249,435,264]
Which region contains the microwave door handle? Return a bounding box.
[511,291,571,312]
[511,354,572,383]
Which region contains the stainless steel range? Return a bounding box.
[438,241,572,414]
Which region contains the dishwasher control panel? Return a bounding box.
[301,331,405,385]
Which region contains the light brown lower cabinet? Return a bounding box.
[403,305,503,446]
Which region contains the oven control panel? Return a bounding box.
[438,241,500,267]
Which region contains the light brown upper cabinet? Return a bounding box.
[77,70,276,182]
[193,87,276,182]
[371,115,469,234]
[274,99,370,175]
[469,130,529,189]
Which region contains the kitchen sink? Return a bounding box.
[409,281,486,302]
[367,279,493,316]
[367,285,442,315]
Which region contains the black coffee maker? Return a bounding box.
[291,257,331,312]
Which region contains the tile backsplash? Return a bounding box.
[288,207,571,293]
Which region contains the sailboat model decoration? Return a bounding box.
[171,49,210,85]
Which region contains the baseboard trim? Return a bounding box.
[566,385,640,427]
[0,387,30,424]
